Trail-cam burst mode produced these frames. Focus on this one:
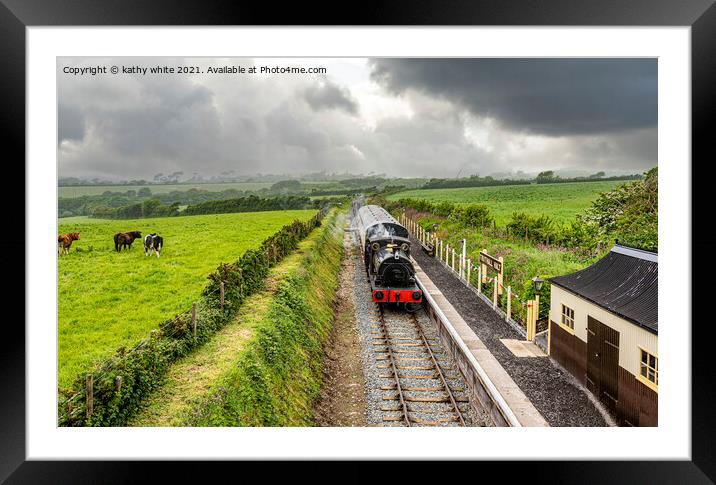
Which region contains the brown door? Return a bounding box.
[586,316,620,413]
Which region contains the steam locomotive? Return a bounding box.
[354,203,423,305]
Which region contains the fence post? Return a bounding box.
[531,301,537,341]
[506,286,511,322]
[220,281,225,311]
[451,248,456,272]
[477,267,482,294]
[461,239,467,280]
[192,302,197,337]
[498,256,504,295]
[528,300,536,341]
[481,249,488,283]
[445,244,449,265]
[86,374,93,421]
[492,278,498,309]
[467,259,471,286]
[526,301,533,340]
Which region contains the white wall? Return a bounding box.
[550,285,658,378]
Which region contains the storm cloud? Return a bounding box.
[58,57,657,181]
[369,58,657,137]
[303,80,358,114]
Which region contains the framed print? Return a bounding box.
[4,0,716,482]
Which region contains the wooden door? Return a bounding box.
[586,316,620,413]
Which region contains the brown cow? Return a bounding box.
[58,232,80,256]
[114,231,142,252]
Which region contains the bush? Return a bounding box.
[506,212,558,244]
[393,198,494,230]
[459,204,494,228]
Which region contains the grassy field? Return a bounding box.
[58,182,275,198]
[129,209,344,426]
[407,209,607,323]
[388,181,624,226]
[57,209,317,389]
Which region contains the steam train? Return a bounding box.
[354,203,423,305]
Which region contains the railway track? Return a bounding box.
[371,304,474,426]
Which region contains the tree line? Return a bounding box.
[421,172,642,190]
[83,195,335,220]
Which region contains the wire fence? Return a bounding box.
[401,213,549,340]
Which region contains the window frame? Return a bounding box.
[637,346,658,392]
[559,303,575,334]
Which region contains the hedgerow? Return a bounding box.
[386,198,495,229]
[182,210,344,426]
[58,207,330,427]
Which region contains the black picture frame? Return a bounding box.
[3,0,714,482]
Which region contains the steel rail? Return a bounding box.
[377,304,411,427]
[411,313,466,426]
[414,270,522,427]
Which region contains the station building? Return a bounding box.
[547,244,658,426]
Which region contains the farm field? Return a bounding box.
[58,182,275,198]
[129,210,344,426]
[387,181,624,226]
[57,209,317,389]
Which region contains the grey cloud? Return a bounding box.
[369,58,657,137]
[58,57,656,181]
[58,104,85,143]
[303,80,358,114]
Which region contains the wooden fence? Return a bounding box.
[400,212,546,343]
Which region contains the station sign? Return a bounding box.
[479,251,502,273]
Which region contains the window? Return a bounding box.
[561,304,574,330]
[639,349,658,388]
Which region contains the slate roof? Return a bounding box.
[549,245,658,334]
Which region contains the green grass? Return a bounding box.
[388,181,624,226]
[58,182,275,198]
[410,212,607,323]
[128,210,342,426]
[179,209,345,426]
[57,209,317,389]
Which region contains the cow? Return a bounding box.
[114,231,142,252]
[144,233,163,258]
[58,232,80,256]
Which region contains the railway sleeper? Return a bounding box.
[381,385,465,392]
[383,395,470,403]
[379,373,461,380]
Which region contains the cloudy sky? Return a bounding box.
[58,57,657,180]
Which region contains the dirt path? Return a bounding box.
[313,228,367,426]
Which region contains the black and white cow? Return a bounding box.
[144,233,163,258]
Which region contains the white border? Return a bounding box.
[28,27,690,460]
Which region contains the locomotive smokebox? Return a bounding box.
[373,250,413,286]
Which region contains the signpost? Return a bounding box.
[479,250,504,295]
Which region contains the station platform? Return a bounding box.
[412,244,611,427]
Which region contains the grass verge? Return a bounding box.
[131,208,345,426]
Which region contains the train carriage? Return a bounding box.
[355,204,423,305]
